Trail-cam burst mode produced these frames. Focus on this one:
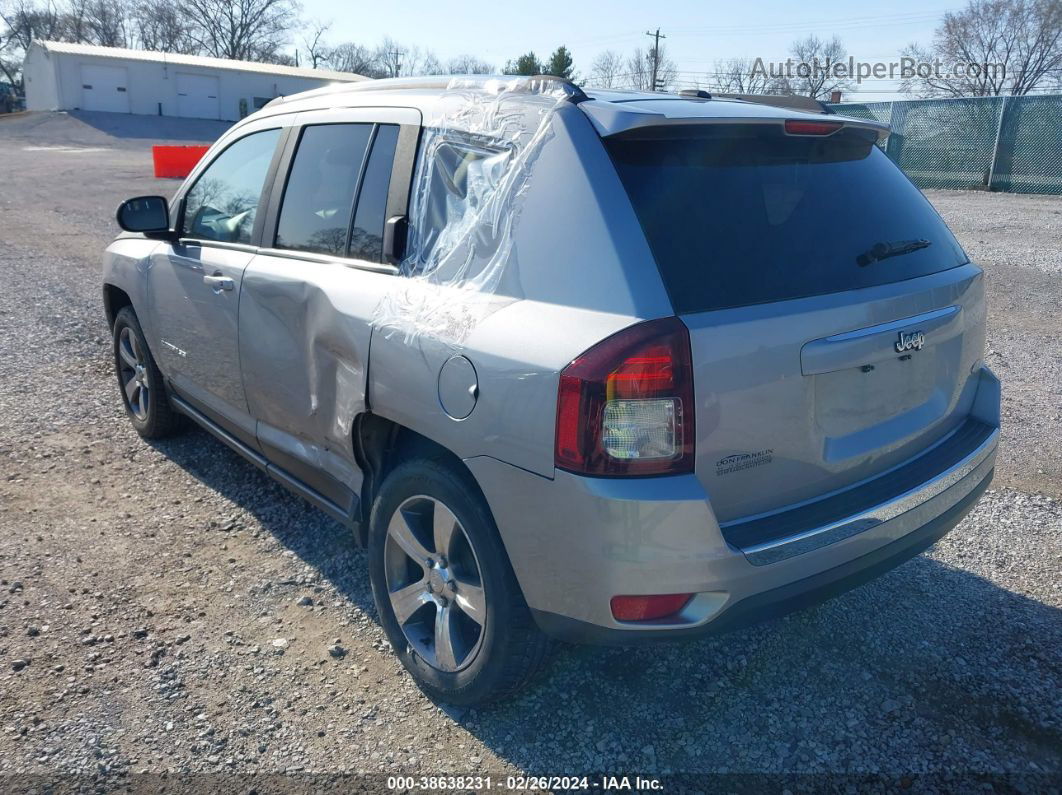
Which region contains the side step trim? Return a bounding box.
[169,394,355,528]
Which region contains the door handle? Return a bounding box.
[203,274,234,292]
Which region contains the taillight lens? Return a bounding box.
[555,317,695,476]
[784,119,843,136]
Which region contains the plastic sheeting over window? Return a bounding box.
[374,77,577,345]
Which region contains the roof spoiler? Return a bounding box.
[579,101,889,141]
[714,92,829,114]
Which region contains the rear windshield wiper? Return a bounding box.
[857,239,931,267]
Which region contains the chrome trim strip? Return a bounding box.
[743,428,999,566]
[178,238,259,254]
[819,306,958,344]
[256,247,399,275]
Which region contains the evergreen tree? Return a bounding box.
[503,51,542,76]
[545,46,575,79]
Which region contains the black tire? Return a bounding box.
[112,306,183,439]
[368,457,552,705]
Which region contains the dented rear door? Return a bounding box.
[238,106,420,512]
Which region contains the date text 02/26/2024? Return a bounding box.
[386,775,664,791]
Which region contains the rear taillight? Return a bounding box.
[555,317,694,476]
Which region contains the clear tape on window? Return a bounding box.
[373,76,575,345]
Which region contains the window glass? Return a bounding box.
[183,129,280,244]
[414,140,511,273]
[275,124,372,256]
[349,124,399,262]
[605,125,968,314]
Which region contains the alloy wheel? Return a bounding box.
[118,326,150,421]
[384,496,487,672]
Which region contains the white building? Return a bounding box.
[23,41,368,121]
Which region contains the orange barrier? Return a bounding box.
[152,145,210,179]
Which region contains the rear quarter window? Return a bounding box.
[604,125,968,314]
[409,139,512,277]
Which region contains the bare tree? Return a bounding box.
[0,16,21,86]
[446,53,492,74]
[374,36,403,76]
[0,0,70,86]
[79,0,131,47]
[414,48,441,75]
[373,38,440,77]
[327,41,380,76]
[787,34,852,98]
[1,0,67,50]
[181,0,297,61]
[131,0,195,53]
[300,17,330,68]
[902,0,1062,96]
[257,49,293,65]
[709,57,780,94]
[588,49,623,87]
[625,44,676,90]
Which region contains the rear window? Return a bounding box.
[605,125,968,314]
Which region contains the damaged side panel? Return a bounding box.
[239,79,674,511]
[237,105,422,514]
[238,256,397,511]
[368,79,671,478]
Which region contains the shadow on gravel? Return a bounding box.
[148,427,378,613]
[0,110,230,148]
[69,111,231,143]
[150,427,1062,777]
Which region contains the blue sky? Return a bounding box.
[299,0,963,99]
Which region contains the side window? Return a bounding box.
[182,129,280,244]
[349,124,399,262]
[415,141,510,271]
[275,124,373,256]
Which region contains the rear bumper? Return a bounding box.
[531,466,992,644]
[466,366,1000,644]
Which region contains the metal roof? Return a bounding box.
[242,75,887,140]
[32,40,368,83]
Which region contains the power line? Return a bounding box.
[569,8,953,47]
[671,9,949,35]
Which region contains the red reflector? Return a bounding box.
[784,119,843,136]
[610,594,693,622]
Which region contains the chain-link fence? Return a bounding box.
[830,94,1062,195]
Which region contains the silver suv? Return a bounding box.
[103,76,999,705]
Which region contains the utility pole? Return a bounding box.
[645,28,666,91]
[389,47,405,77]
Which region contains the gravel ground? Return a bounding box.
[0,112,1059,790]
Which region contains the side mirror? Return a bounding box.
[382,215,408,265]
[116,195,171,237]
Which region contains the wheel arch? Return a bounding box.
[351,413,489,548]
[103,282,134,328]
